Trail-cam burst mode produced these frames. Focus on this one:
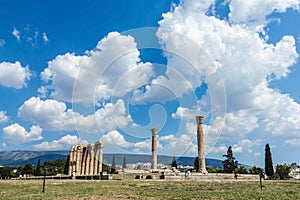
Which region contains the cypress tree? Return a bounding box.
[35,159,42,176]
[111,154,116,174]
[194,157,200,172]
[222,146,238,173]
[171,157,177,169]
[122,156,126,170]
[265,143,274,178]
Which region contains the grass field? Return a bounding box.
[0,179,299,199]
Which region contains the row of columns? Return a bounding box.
[68,115,205,174]
[151,116,207,173]
[68,141,103,176]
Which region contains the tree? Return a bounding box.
[194,157,199,172]
[64,155,70,175]
[235,166,248,174]
[275,164,291,180]
[111,154,116,174]
[249,165,263,174]
[206,166,222,173]
[43,159,67,176]
[0,166,12,179]
[171,157,177,169]
[122,156,127,170]
[35,159,42,176]
[22,162,34,175]
[222,146,238,173]
[265,144,274,178]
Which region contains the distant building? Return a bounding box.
[291,163,300,180]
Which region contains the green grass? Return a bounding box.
[0,179,299,199]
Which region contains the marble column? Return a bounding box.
[81,146,87,175]
[68,146,75,175]
[196,116,207,174]
[76,145,82,175]
[94,141,101,174]
[94,145,99,175]
[86,145,91,175]
[72,146,77,174]
[151,128,158,170]
[89,145,94,175]
[99,142,103,173]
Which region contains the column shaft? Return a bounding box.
[196,116,207,174]
[99,143,103,173]
[151,128,158,170]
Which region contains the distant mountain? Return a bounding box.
[0,151,69,166]
[102,154,223,168]
[0,151,224,168]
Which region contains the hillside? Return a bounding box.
[0,151,223,168]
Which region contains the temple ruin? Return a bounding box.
[68,141,103,176]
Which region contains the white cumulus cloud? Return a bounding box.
[34,134,83,149]
[158,0,300,143]
[0,61,31,89]
[41,32,154,104]
[229,0,300,25]
[101,130,132,148]
[0,111,8,124]
[2,123,42,146]
[18,97,132,133]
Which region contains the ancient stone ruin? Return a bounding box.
[68,141,103,176]
[68,115,207,177]
[196,116,208,174]
[151,128,158,170]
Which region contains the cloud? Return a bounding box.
[131,27,217,104]
[18,97,132,133]
[0,39,5,47]
[172,106,200,120]
[12,27,20,41]
[228,0,300,25]
[158,0,300,143]
[159,135,175,142]
[33,134,84,149]
[0,61,31,89]
[100,130,132,148]
[208,145,228,154]
[131,67,193,104]
[42,32,49,43]
[41,32,154,104]
[284,139,300,148]
[2,123,42,146]
[0,111,8,124]
[159,134,197,156]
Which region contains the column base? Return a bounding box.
[199,168,208,174]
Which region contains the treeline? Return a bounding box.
[0,159,67,179]
[0,159,112,179]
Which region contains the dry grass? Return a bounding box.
[0,179,299,199]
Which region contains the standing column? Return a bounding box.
[98,142,103,173]
[151,128,158,170]
[77,145,82,175]
[89,145,95,175]
[75,145,81,175]
[68,146,74,175]
[72,146,77,174]
[86,145,91,175]
[196,116,208,174]
[81,146,87,175]
[94,142,100,174]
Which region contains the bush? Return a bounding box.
[275,164,291,180]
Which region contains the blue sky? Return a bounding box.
[0,0,300,167]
